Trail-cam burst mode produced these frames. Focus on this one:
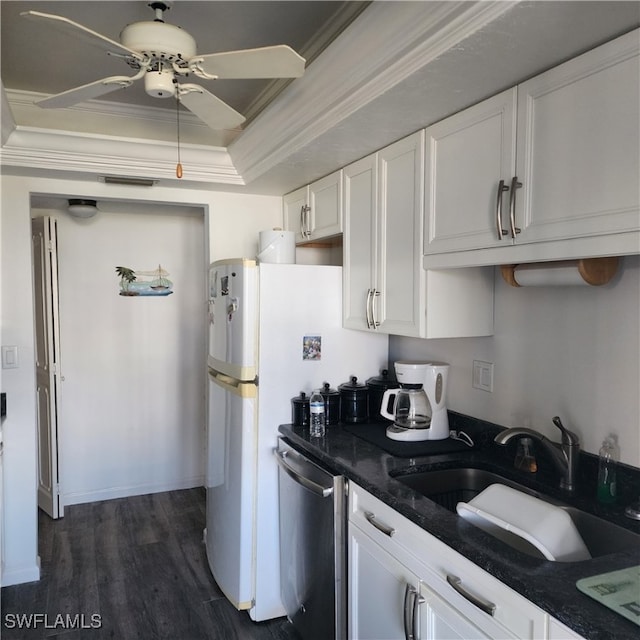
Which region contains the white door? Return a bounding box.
[424,88,517,254]
[348,523,418,640]
[205,370,258,610]
[515,31,639,244]
[343,154,377,331]
[418,581,492,640]
[207,259,258,381]
[309,170,343,240]
[31,216,62,519]
[377,131,425,337]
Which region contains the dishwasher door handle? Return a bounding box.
[274,449,334,498]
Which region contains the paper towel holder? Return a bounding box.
[501,257,620,288]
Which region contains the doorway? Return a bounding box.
[31,199,207,523]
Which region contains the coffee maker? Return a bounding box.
[380,361,450,441]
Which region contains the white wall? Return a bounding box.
[40,206,205,505]
[0,173,281,586]
[390,256,640,467]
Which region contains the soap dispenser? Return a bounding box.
[597,435,619,504]
[514,437,537,473]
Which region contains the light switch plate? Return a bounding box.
[2,346,19,369]
[473,360,493,392]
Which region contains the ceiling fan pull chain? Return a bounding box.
[176,93,183,179]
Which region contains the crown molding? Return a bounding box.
[1,82,16,147]
[5,88,240,147]
[229,1,513,185]
[0,126,244,185]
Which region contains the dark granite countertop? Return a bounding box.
[279,412,640,640]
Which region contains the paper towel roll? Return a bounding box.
[514,264,587,286]
[257,229,296,264]
[501,258,619,287]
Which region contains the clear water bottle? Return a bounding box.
[597,435,619,504]
[309,389,326,437]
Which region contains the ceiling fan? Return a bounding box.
[21,1,306,131]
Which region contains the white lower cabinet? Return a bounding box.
[348,483,584,640]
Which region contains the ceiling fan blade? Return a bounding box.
[21,10,143,61]
[179,84,246,130]
[193,45,305,79]
[37,76,138,109]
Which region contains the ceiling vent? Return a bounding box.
[99,176,158,187]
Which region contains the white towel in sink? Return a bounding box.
[457,484,591,562]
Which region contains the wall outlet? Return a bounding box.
[472,360,494,392]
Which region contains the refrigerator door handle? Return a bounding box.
[208,369,256,397]
[274,449,334,498]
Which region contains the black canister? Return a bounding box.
[320,382,340,426]
[338,376,369,424]
[366,369,400,423]
[291,391,310,427]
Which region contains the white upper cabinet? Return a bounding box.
[344,132,494,339]
[343,154,377,331]
[284,170,342,243]
[424,88,517,254]
[515,31,639,244]
[423,28,640,268]
[377,132,426,337]
[343,132,425,337]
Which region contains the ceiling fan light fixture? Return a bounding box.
[68,199,98,218]
[145,67,176,98]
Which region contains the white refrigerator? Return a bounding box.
[205,259,388,621]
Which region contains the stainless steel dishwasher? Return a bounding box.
[275,437,346,640]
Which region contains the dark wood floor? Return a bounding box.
[1,488,301,639]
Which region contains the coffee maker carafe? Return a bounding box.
[380,361,450,441]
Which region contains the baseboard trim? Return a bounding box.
[1,561,41,587]
[63,476,204,507]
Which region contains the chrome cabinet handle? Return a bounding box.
[402,584,424,640]
[372,289,381,328]
[365,289,373,329]
[495,179,509,239]
[446,574,496,616]
[508,176,522,238]
[364,511,396,537]
[300,204,311,238]
[403,584,414,640]
[412,585,425,640]
[304,204,312,238]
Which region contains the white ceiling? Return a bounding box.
[2,1,639,194]
[1,0,366,140]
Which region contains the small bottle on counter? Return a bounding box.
[597,435,619,504]
[514,437,537,473]
[309,389,326,438]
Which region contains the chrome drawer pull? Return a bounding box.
[446,574,496,616]
[364,511,396,537]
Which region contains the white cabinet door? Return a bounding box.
[424,89,517,254]
[309,170,343,240]
[515,30,639,245]
[418,581,492,640]
[377,131,425,337]
[348,523,418,640]
[343,155,377,331]
[284,171,343,244]
[283,185,309,243]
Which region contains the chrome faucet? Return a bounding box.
[494,416,580,492]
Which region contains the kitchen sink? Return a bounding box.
[393,467,640,559]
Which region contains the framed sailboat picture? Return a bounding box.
[115,265,174,297]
